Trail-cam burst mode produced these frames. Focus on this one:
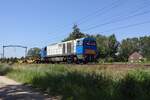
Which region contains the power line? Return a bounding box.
[51,7,150,40]
[76,0,123,25]
[51,20,150,42]
[99,20,150,33]
[83,8,150,31]
[48,0,123,40]
[79,0,150,26]
[48,20,150,44]
[49,0,122,34]
[48,0,150,41]
[82,1,149,29]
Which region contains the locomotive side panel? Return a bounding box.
[46,40,77,57]
[47,43,63,56]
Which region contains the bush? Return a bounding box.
[98,58,105,64]
[106,57,114,62]
[0,64,12,75]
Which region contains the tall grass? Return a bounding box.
[1,64,150,100]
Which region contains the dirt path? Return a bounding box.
[0,76,56,100]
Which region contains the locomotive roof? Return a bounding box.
[47,37,95,46]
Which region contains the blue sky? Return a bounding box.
[0,0,150,57]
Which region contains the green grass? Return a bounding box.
[1,64,150,100]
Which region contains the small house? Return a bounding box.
[128,52,143,63]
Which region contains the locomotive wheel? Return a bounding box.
[83,60,87,64]
[67,56,74,64]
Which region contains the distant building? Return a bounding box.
[128,52,143,63]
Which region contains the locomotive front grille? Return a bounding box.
[85,49,96,55]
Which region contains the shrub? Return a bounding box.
[0,64,12,75]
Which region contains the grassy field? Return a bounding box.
[0,63,150,100]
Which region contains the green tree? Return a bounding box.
[139,36,150,61]
[63,24,85,41]
[91,34,119,62]
[119,38,140,61]
[27,47,41,57]
[107,34,119,58]
[94,34,109,58]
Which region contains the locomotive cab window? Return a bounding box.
[77,40,83,46]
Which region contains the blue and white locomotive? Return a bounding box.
[40,37,97,63]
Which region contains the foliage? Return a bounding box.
[119,36,150,62]
[140,36,150,61]
[90,34,119,62]
[63,24,86,41]
[118,38,140,61]
[0,58,19,64]
[0,64,12,75]
[27,47,41,57]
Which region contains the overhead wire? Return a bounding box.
[49,0,150,41]
[81,1,149,29]
[49,0,122,34]
[49,0,123,40]
[51,8,150,40]
[76,0,123,25]
[99,20,150,33]
[82,4,150,31]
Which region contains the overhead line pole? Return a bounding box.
[2,45,28,58]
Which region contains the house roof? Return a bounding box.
[129,52,143,60]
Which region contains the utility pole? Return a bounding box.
[3,46,4,58]
[0,53,3,58]
[25,47,27,57]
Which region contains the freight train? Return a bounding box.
[40,37,97,63]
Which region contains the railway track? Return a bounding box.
[86,63,150,66]
[64,63,150,68]
[20,62,150,68]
